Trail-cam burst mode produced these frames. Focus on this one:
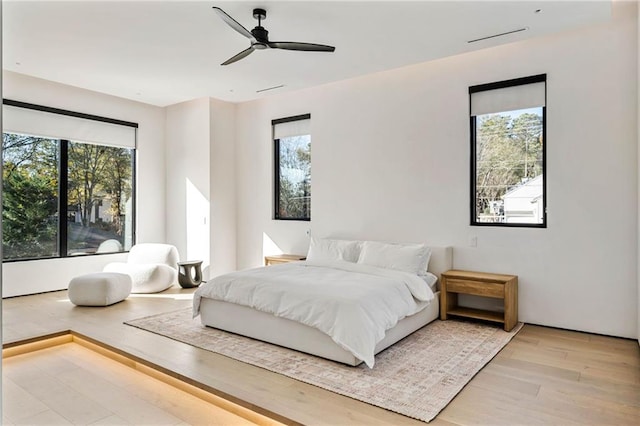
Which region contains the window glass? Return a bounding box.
[2,133,134,260]
[475,107,544,224]
[2,133,60,260]
[67,141,134,255]
[276,134,311,220]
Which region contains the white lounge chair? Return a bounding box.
[103,243,179,293]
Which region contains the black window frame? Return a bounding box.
[272,113,311,221]
[469,74,547,228]
[2,99,138,262]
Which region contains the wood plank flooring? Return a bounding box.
[3,288,640,425]
[4,342,266,425]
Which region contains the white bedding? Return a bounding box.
[193,260,435,368]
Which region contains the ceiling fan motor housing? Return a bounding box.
[251,26,269,44]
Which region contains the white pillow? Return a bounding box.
[306,237,361,263]
[357,240,431,275]
[419,272,438,292]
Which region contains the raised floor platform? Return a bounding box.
[3,288,639,425]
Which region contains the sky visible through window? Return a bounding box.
[280,135,310,184]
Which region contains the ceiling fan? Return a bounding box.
[212,6,336,66]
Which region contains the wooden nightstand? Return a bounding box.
[264,254,306,266]
[440,269,518,331]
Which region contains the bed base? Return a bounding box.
[199,293,440,366]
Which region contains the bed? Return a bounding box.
[193,240,452,367]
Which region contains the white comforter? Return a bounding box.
[193,260,434,368]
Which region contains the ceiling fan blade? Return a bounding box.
[268,41,335,52]
[221,46,255,66]
[212,7,256,41]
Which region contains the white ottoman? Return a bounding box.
[68,272,132,306]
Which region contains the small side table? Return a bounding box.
[264,254,306,266]
[177,260,203,288]
[440,269,518,331]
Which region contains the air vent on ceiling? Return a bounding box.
[256,84,285,93]
[468,27,529,44]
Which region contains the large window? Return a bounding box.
[2,100,137,261]
[470,74,546,227]
[273,114,311,221]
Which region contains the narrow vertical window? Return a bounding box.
[273,114,311,221]
[470,74,547,227]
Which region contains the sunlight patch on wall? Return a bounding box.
[262,233,283,257]
[186,178,210,268]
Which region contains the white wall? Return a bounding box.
[165,98,211,275]
[209,98,237,277]
[2,71,167,297]
[165,97,237,280]
[637,0,640,345]
[235,2,638,338]
[235,102,312,264]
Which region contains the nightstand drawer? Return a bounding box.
[446,279,504,298]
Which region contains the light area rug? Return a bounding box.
[126,308,522,423]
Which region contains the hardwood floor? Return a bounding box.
[3,288,640,425]
[3,341,271,425]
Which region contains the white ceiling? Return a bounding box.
[2,1,612,106]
